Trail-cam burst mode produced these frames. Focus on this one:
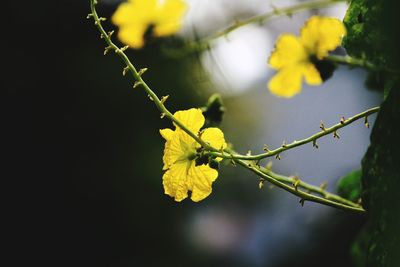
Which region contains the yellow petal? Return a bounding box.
[160,128,174,141]
[188,164,218,202]
[111,0,158,48]
[301,63,322,85]
[300,16,346,59]
[162,130,195,169]
[268,66,303,98]
[268,34,308,69]
[154,0,188,37]
[115,22,148,49]
[163,162,191,202]
[173,108,205,133]
[160,128,176,170]
[201,128,227,150]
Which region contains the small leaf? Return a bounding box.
[337,169,362,202]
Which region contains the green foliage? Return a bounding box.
[343,0,384,66]
[343,0,400,95]
[337,169,361,202]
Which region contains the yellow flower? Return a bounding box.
[160,108,227,202]
[112,0,187,49]
[268,16,346,98]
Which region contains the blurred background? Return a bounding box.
[5,0,381,266]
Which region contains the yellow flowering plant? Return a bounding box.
[268,16,346,98]
[87,0,395,212]
[160,108,226,202]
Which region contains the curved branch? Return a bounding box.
[207,106,380,160]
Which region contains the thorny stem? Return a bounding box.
[207,106,380,160]
[261,167,361,208]
[236,159,365,213]
[88,0,366,213]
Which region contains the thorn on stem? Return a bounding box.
[333,131,340,139]
[104,46,113,55]
[320,121,326,131]
[230,160,236,167]
[246,150,252,156]
[340,117,346,124]
[147,94,154,101]
[160,113,166,119]
[263,144,270,152]
[299,199,305,206]
[160,95,169,104]
[320,181,328,191]
[282,141,287,148]
[108,30,115,38]
[138,68,148,76]
[86,14,94,19]
[312,139,319,149]
[364,116,370,128]
[120,45,129,52]
[292,176,300,191]
[275,154,281,160]
[133,81,142,88]
[122,66,129,76]
[99,17,107,22]
[259,179,265,189]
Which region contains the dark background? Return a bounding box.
[5,1,368,266]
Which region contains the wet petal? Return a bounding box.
[163,162,190,202]
[160,128,174,141]
[162,130,195,169]
[173,108,205,133]
[188,164,218,202]
[201,128,227,150]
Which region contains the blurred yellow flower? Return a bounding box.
[268,16,346,98]
[160,108,227,202]
[112,0,187,49]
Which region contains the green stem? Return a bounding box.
[89,0,214,151]
[207,106,380,160]
[326,55,400,74]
